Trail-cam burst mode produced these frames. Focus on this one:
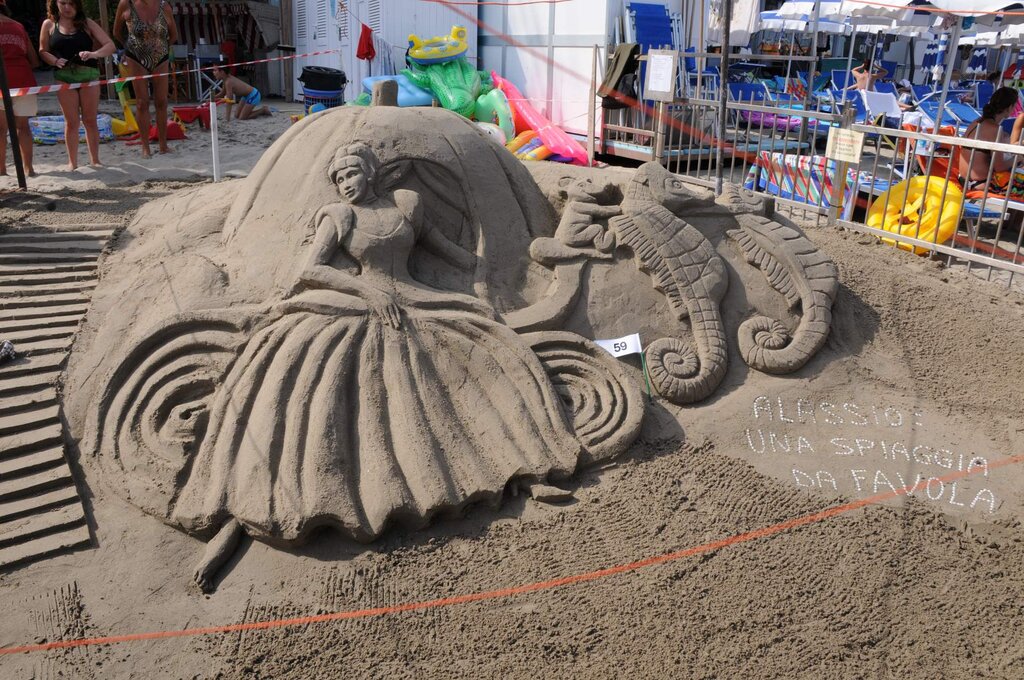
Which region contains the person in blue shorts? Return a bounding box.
[211,61,270,121]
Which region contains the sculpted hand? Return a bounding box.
[370,292,402,329]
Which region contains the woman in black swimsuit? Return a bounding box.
[113,0,177,158]
[38,0,116,170]
[958,87,1024,192]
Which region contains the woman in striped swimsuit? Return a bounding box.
[113,0,177,158]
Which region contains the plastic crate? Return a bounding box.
[303,87,344,113]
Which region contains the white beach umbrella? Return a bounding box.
[930,0,1024,27]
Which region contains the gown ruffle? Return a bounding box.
[170,285,582,543]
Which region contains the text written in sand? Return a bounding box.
[741,396,998,513]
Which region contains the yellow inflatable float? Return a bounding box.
[867,176,963,255]
[408,26,468,64]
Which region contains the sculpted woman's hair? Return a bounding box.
[328,144,380,183]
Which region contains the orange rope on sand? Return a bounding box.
[1,453,1019,657]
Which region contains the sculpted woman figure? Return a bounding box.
[178,144,582,590]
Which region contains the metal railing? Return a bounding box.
[590,48,1024,289]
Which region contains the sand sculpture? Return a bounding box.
[66,105,837,591]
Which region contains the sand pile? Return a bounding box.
[1,104,1022,678]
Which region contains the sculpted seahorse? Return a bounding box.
[609,162,729,404]
[727,214,839,374]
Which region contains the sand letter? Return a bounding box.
[753,396,773,421]
[745,428,767,454]
[832,438,854,455]
[844,403,869,425]
[820,401,843,425]
[854,439,875,456]
[777,396,794,423]
[967,457,989,478]
[816,470,838,491]
[769,432,792,453]
[947,482,966,507]
[796,398,817,424]
[884,407,903,427]
[797,436,815,455]
[873,470,898,495]
[970,489,997,513]
[793,468,816,487]
[849,469,867,492]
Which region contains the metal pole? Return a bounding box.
[654,99,667,164]
[97,0,115,100]
[210,99,221,181]
[0,44,26,189]
[714,0,733,195]
[796,1,822,160]
[588,44,597,166]
[931,20,963,138]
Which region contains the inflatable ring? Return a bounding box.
[475,88,515,142]
[505,129,537,153]
[30,114,114,145]
[519,142,553,162]
[867,176,963,255]
[408,26,468,65]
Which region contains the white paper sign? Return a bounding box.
[825,127,865,164]
[595,333,643,358]
[644,49,677,102]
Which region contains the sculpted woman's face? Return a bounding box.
[335,160,369,203]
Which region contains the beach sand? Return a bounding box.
[1,102,1023,679]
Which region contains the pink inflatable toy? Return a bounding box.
[491,71,589,166]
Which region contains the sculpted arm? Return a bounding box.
[299,207,367,293]
[297,206,402,327]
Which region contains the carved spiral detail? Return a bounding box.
[524,331,645,466]
[750,317,791,350]
[738,315,793,372]
[644,337,701,403]
[86,315,248,516]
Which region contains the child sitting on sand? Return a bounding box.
[211,62,270,121]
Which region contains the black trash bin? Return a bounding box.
[298,66,347,92]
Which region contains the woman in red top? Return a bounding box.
[0,0,40,176]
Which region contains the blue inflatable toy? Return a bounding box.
[361,75,435,107]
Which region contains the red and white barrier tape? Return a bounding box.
[8,49,341,97]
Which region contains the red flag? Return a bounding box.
[356,23,376,61]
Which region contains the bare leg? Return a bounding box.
[127,59,152,158]
[152,65,170,153]
[79,84,102,166]
[193,518,243,593]
[236,102,252,120]
[56,89,81,170]
[15,117,33,176]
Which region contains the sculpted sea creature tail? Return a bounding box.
[728,214,838,375]
[644,299,729,403]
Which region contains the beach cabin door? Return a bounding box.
[293,0,338,98]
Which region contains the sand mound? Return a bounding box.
[2,103,1022,676]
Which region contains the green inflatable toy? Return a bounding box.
[403,57,490,119]
[474,87,515,142]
